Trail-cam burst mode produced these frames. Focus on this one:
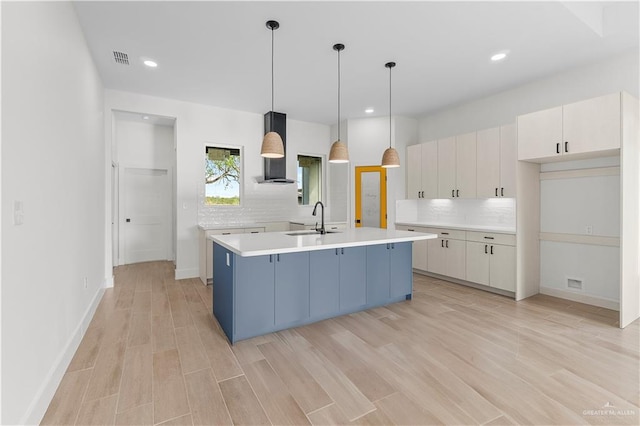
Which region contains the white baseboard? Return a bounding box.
[104,275,114,288]
[23,286,105,425]
[175,267,198,280]
[539,286,619,311]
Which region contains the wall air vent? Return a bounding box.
[113,51,129,65]
[567,278,583,290]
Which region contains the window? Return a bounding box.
[297,155,322,205]
[205,146,241,205]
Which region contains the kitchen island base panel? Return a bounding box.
[213,242,414,344]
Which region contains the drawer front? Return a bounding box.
[466,231,515,246]
[400,225,431,234]
[429,228,466,240]
[206,228,244,237]
[244,227,265,234]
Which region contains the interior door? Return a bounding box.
[355,166,387,228]
[121,167,170,264]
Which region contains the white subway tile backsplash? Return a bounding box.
[397,198,516,228]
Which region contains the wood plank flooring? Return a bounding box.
[42,261,639,425]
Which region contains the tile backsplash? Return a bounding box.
[396,198,516,228]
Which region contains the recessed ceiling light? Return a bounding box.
[365,108,374,114]
[491,51,508,62]
[143,59,158,68]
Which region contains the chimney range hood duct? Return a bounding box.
[261,111,295,184]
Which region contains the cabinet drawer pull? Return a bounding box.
[408,228,415,232]
[490,246,494,255]
[483,236,494,239]
[565,141,569,153]
[222,232,231,235]
[251,231,259,234]
[445,240,449,248]
[485,244,488,254]
[556,142,560,154]
[441,232,449,235]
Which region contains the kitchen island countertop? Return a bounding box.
[210,227,436,257]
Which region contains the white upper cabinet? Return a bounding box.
[437,136,456,198]
[456,132,477,198]
[406,141,437,199]
[518,93,621,161]
[499,124,517,198]
[437,133,476,199]
[563,92,621,155]
[406,144,422,199]
[477,124,516,198]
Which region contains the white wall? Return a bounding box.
[341,116,417,230]
[418,50,639,140]
[1,2,105,424]
[104,90,331,279]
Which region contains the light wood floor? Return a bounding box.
[42,261,639,425]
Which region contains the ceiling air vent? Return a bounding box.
[113,51,129,65]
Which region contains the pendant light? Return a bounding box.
[381,61,400,168]
[329,43,349,163]
[261,20,285,158]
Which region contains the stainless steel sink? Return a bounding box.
[285,230,341,236]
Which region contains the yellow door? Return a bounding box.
[355,166,387,228]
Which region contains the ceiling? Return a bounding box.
[74,1,639,125]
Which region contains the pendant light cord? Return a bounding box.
[271,26,275,112]
[389,64,392,149]
[337,47,341,141]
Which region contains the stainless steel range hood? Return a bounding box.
[260,111,295,184]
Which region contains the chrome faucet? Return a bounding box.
[312,201,325,234]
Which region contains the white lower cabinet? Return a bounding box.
[427,229,466,280]
[465,232,516,292]
[396,225,429,270]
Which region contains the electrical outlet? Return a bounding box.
[585,225,593,235]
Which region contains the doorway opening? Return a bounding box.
[355,166,387,228]
[112,111,176,266]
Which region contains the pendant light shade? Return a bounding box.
[329,43,349,163]
[261,20,285,159]
[261,131,284,158]
[381,61,400,168]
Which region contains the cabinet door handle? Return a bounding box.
[452,189,455,197]
[456,189,459,197]
[391,243,395,249]
[556,142,560,154]
[270,255,273,263]
[341,248,344,255]
[495,188,498,197]
[441,240,444,248]
[277,254,280,262]
[501,187,504,197]
[485,244,488,254]
[445,240,449,248]
[490,246,494,255]
[565,141,568,153]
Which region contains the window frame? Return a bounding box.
[203,143,244,208]
[296,153,325,207]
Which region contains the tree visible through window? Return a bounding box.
[297,155,322,205]
[205,146,240,205]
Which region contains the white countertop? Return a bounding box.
[210,227,437,257]
[198,223,265,231]
[396,221,516,234]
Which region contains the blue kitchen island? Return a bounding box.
[211,227,436,344]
